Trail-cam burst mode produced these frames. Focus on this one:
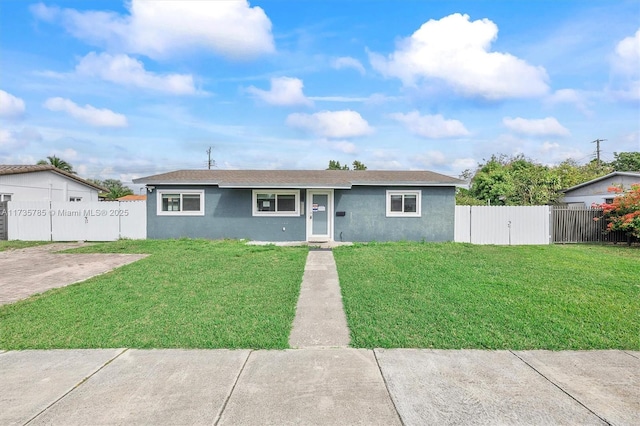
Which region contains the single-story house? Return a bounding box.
[133,169,464,242]
[561,171,640,208]
[0,164,106,202]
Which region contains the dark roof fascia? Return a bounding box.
[139,181,460,189]
[140,181,220,186]
[562,171,640,193]
[219,184,354,189]
[349,181,462,187]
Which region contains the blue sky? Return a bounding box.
[1,0,639,188]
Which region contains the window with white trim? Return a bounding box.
[0,194,11,202]
[386,190,421,217]
[157,190,204,216]
[252,190,299,216]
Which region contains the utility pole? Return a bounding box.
[591,139,606,166]
[206,146,214,170]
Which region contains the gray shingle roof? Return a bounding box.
[0,165,107,192]
[133,169,464,188]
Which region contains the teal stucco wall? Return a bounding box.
[147,186,306,241]
[146,185,456,242]
[333,186,455,242]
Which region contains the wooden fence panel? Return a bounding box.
[551,207,630,243]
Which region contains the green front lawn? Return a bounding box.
[334,243,640,350]
[0,239,308,349]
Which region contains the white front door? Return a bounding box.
[306,190,333,242]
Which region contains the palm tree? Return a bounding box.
[37,156,75,174]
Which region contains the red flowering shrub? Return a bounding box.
[594,184,640,238]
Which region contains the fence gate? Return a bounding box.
[0,201,7,240]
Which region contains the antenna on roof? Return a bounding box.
[206,147,216,170]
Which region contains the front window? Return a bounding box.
[69,197,82,202]
[253,190,299,216]
[157,190,204,215]
[386,190,421,217]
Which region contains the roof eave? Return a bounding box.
[219,184,353,189]
[562,171,640,193]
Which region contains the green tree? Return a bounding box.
[469,155,515,205]
[552,159,612,189]
[327,160,349,170]
[352,160,368,170]
[455,188,485,205]
[37,155,75,174]
[610,152,640,172]
[510,156,562,205]
[88,178,134,200]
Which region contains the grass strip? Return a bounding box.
[334,242,640,350]
[0,241,53,251]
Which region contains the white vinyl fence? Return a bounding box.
[6,201,146,241]
[455,205,550,245]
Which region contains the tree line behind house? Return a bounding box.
[456,151,640,206]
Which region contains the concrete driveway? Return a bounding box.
[0,243,147,306]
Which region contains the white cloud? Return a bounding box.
[502,117,570,137]
[76,52,198,95]
[535,142,585,164]
[329,140,357,154]
[452,158,477,171]
[369,13,549,100]
[286,110,373,139]
[0,127,42,153]
[246,77,313,106]
[546,89,593,116]
[0,90,26,118]
[389,111,470,139]
[610,28,640,101]
[31,0,274,60]
[540,141,560,153]
[43,97,128,127]
[612,28,640,75]
[332,57,366,74]
[415,150,448,167]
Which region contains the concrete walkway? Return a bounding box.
[289,249,350,348]
[1,349,638,425]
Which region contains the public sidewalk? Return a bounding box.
[1,348,638,425]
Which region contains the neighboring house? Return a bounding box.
[561,171,640,208]
[117,194,147,201]
[133,169,464,242]
[0,165,106,202]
